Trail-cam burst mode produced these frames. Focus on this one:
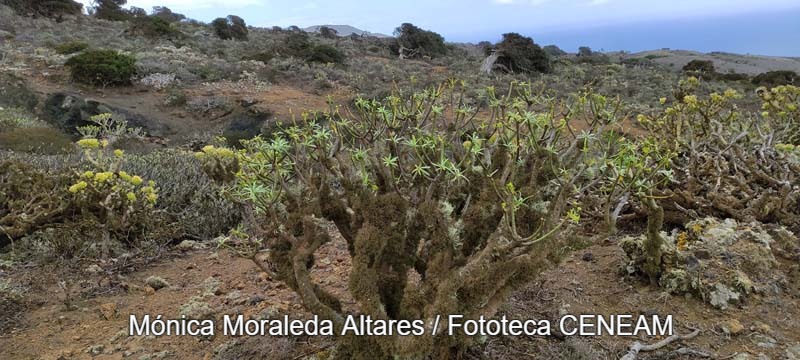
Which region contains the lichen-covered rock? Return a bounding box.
[179,296,216,320]
[621,217,799,309]
[145,276,169,291]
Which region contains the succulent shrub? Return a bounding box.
[69,137,162,251]
[198,80,626,358]
[0,161,73,249]
[64,49,137,87]
[575,92,675,237]
[0,114,173,258]
[638,78,800,234]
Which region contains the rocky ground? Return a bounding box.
[1,231,798,360]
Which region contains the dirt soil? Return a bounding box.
[1,234,798,360]
[13,66,352,146]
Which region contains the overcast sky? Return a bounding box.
[76,0,800,56]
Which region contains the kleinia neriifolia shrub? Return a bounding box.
[198,80,633,358]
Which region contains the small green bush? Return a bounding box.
[0,107,46,132]
[64,50,137,86]
[283,32,313,56]
[242,52,274,64]
[54,41,89,55]
[279,33,346,64]
[128,16,183,39]
[753,70,798,87]
[682,59,715,74]
[163,87,187,107]
[0,127,73,154]
[0,73,38,111]
[307,44,346,64]
[718,72,750,82]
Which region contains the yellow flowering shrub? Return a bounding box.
[636,78,800,233]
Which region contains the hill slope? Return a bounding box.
[626,49,800,75]
[304,24,390,38]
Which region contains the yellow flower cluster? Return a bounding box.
[139,184,158,203]
[776,143,797,152]
[117,171,143,185]
[195,145,236,159]
[758,85,800,116]
[69,169,158,204]
[77,138,100,149]
[94,172,114,183]
[68,181,88,193]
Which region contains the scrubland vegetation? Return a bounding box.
[0,1,799,359]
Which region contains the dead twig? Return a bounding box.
[619,328,700,360]
[673,347,712,358]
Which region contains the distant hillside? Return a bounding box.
[624,49,800,75]
[304,25,390,38]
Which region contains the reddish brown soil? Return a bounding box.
[2,235,797,360]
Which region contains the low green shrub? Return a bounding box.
[753,70,798,87]
[717,72,750,82]
[682,59,715,75]
[54,41,89,55]
[242,52,274,64]
[307,44,346,64]
[64,50,137,87]
[163,87,187,107]
[0,127,73,154]
[279,33,346,64]
[0,107,47,132]
[0,73,38,111]
[128,16,183,40]
[124,150,239,240]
